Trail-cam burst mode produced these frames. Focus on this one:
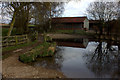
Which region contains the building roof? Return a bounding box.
[52,17,87,23]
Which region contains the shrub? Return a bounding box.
[19,42,56,63]
[19,53,35,63]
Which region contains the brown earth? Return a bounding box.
[2,41,65,78]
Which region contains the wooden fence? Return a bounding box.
[1,34,28,47]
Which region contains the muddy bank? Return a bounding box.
[2,42,66,78]
[2,55,65,78]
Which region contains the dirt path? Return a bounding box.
[2,41,65,78]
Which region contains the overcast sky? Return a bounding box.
[1,0,118,23]
[0,0,95,23]
[62,0,95,17]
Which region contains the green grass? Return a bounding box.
[48,30,96,36]
[2,41,37,60]
[19,42,56,63]
[49,30,89,35]
[2,40,37,52]
[2,24,36,36]
[2,28,28,36]
[2,28,17,36]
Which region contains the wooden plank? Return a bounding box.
[2,34,28,47]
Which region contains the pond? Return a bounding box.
[28,38,120,78]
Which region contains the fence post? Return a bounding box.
[15,35,18,45]
[26,34,29,43]
[36,32,38,40]
[6,37,9,47]
[6,39,8,47]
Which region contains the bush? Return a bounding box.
[19,42,56,63]
[19,53,35,63]
[41,49,54,57]
[28,31,37,41]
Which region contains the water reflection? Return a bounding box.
[28,52,63,71]
[84,40,120,78]
[53,38,89,48]
[29,38,120,78]
[28,47,64,71]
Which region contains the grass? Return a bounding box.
[2,28,17,36]
[2,40,37,52]
[19,42,56,63]
[2,41,37,60]
[2,25,36,36]
[48,30,93,35]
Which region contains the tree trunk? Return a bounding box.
[49,3,52,31]
[7,11,17,36]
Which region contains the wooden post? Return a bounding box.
[26,34,29,43]
[36,32,38,40]
[6,40,8,47]
[15,36,18,45]
[6,37,9,47]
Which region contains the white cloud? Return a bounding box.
[0,15,11,23]
[62,0,95,17]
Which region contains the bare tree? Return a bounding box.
[86,1,118,36]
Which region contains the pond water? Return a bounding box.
[29,38,120,78]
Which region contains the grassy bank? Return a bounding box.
[49,30,94,36]
[19,42,56,63]
[2,41,37,52]
[2,41,37,60]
